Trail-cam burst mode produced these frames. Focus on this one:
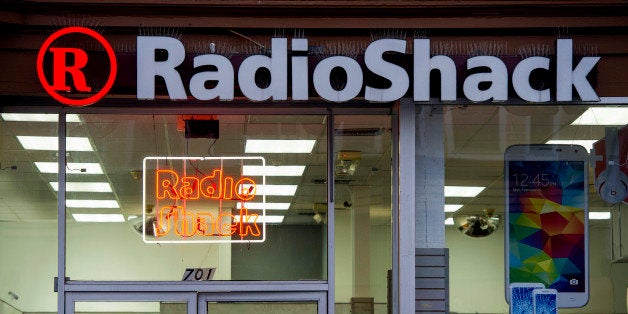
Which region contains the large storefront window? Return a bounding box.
[444,105,628,313]
[65,114,328,281]
[334,115,392,313]
[0,114,59,312]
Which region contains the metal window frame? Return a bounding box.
[0,102,395,314]
[65,291,197,314]
[198,291,327,314]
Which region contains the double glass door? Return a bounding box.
[66,291,325,314]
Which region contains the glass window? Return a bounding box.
[445,105,627,313]
[206,301,317,314]
[73,301,187,313]
[0,113,59,312]
[333,115,392,313]
[65,114,327,281]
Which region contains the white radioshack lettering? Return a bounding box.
[136,38,600,103]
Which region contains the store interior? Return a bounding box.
[0,105,626,313]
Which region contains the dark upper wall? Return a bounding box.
[0,0,626,98]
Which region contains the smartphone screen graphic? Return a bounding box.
[510,283,545,314]
[533,289,558,314]
[505,145,589,308]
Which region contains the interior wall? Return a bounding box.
[0,298,22,314]
[370,224,392,304]
[66,223,231,282]
[446,222,615,314]
[0,222,57,313]
[230,224,324,280]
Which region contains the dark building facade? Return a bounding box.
[1,1,627,313]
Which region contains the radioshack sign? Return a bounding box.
[143,156,266,243]
[38,26,601,106]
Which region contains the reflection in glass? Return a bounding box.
[66,115,327,281]
[333,115,392,313]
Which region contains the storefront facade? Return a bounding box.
[1,1,627,313]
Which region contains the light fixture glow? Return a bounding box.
[72,213,125,222]
[445,218,454,225]
[34,162,104,174]
[242,184,297,196]
[234,215,285,224]
[444,186,485,197]
[236,202,291,210]
[245,140,316,153]
[1,113,80,123]
[589,212,611,220]
[445,204,464,213]
[546,140,596,152]
[571,107,628,125]
[17,136,93,151]
[66,199,119,208]
[242,165,305,176]
[50,182,112,193]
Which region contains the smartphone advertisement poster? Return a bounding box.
[505,144,589,308]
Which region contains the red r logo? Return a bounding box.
[37,26,117,107]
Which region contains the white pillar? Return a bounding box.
[415,105,445,248]
[397,98,416,313]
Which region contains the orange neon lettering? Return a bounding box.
[200,169,222,199]
[155,169,256,202]
[175,207,196,237]
[155,205,181,237]
[179,176,200,200]
[217,212,237,236]
[238,208,261,237]
[223,176,234,200]
[156,170,181,199]
[195,212,215,236]
[235,178,256,201]
[152,167,262,239]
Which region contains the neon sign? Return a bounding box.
[143,156,266,243]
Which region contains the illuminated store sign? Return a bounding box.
[137,37,600,103]
[38,26,601,105]
[37,26,117,106]
[143,157,266,243]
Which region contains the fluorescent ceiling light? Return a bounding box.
[444,186,485,197]
[72,213,125,222]
[17,136,93,151]
[245,140,316,153]
[242,165,306,176]
[50,182,112,193]
[234,215,285,224]
[34,162,104,174]
[444,204,463,213]
[236,202,291,210]
[1,113,80,123]
[571,107,628,125]
[444,218,454,225]
[242,184,298,196]
[589,212,611,220]
[546,140,596,152]
[66,199,119,208]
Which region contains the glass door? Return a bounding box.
[65,292,196,314]
[198,292,325,314]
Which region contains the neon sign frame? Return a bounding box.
[142,156,266,244]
